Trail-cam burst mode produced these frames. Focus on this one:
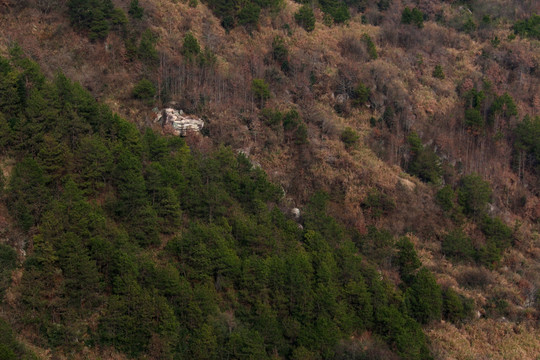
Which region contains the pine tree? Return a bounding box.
[295,5,316,32]
[404,268,442,324]
[128,0,144,19]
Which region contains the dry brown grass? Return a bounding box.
[428,319,540,360]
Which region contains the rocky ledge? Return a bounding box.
[155,108,204,136]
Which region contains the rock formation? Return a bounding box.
[155,108,204,136]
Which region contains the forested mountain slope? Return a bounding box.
[0,0,539,359]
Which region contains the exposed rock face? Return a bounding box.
[155,108,204,136]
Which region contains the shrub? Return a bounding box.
[221,16,235,32]
[294,123,309,145]
[408,148,442,183]
[402,7,424,28]
[374,306,431,360]
[464,108,484,133]
[458,174,492,216]
[295,5,316,32]
[271,36,288,63]
[361,226,394,265]
[514,115,540,177]
[351,82,370,106]
[132,79,156,101]
[395,237,421,286]
[432,65,445,79]
[462,17,476,33]
[260,108,283,127]
[67,0,128,41]
[251,79,270,106]
[282,109,300,131]
[404,268,442,324]
[435,185,455,212]
[138,30,159,64]
[340,127,359,148]
[362,189,395,219]
[512,14,540,39]
[457,267,493,289]
[481,216,512,250]
[182,32,201,60]
[319,0,350,24]
[128,0,144,19]
[442,229,476,263]
[362,34,378,60]
[488,93,517,126]
[442,287,474,323]
[271,36,289,72]
[477,216,512,268]
[0,243,17,298]
[406,132,442,184]
[237,3,260,28]
[378,0,391,11]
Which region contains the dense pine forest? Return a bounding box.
[0,0,539,359]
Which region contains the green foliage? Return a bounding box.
[128,0,144,19]
[436,185,455,212]
[362,33,378,60]
[402,7,424,28]
[463,88,485,110]
[7,158,50,230]
[138,30,159,65]
[319,0,350,24]
[395,237,421,286]
[294,123,309,145]
[406,132,442,183]
[442,229,476,263]
[465,108,484,133]
[478,216,513,269]
[442,287,474,323]
[340,127,359,148]
[404,267,442,324]
[237,3,261,28]
[351,82,370,107]
[197,49,218,68]
[252,78,270,106]
[132,79,156,102]
[67,0,126,41]
[362,189,395,219]
[272,36,290,73]
[110,8,128,29]
[360,226,394,265]
[514,115,540,177]
[458,173,492,216]
[432,65,445,79]
[512,14,540,39]
[0,319,38,360]
[375,306,431,360]
[488,92,517,126]
[462,17,477,33]
[295,5,316,32]
[378,0,391,11]
[260,108,283,127]
[0,244,17,300]
[182,32,201,60]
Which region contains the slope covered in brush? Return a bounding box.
[0,50,474,359]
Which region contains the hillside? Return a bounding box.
[0,0,539,359]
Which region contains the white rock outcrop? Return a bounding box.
[155,108,204,136]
